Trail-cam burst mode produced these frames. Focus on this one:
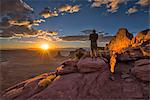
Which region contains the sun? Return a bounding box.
[40,44,49,50]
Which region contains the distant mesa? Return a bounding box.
[68,48,86,58]
[55,51,64,58]
[75,48,86,53]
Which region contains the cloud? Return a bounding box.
[136,0,150,6]
[81,29,108,35]
[0,23,60,43]
[69,5,80,13]
[58,4,80,13]
[1,0,33,15]
[107,0,125,13]
[32,19,45,26]
[8,19,45,27]
[39,9,58,18]
[90,0,126,13]
[58,4,72,12]
[8,19,31,26]
[91,0,109,7]
[0,26,37,37]
[36,30,58,36]
[39,4,80,18]
[127,7,138,14]
[0,24,55,37]
[59,35,113,42]
[15,30,60,42]
[0,19,12,30]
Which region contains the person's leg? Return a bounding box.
[92,49,95,58]
[90,48,94,58]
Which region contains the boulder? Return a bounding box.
[77,57,108,73]
[131,59,150,81]
[56,60,78,75]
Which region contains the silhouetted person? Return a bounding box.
[89,29,98,58]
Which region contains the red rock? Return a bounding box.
[134,59,150,66]
[135,29,150,44]
[56,60,78,75]
[121,74,130,79]
[2,57,149,100]
[1,73,53,100]
[131,59,150,81]
[122,82,143,98]
[77,57,108,73]
[29,70,110,100]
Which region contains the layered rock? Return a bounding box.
[1,56,150,100]
[131,59,150,81]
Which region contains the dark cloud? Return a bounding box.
[59,35,114,42]
[81,29,108,35]
[8,19,45,27]
[39,8,58,18]
[0,25,59,38]
[0,0,37,37]
[1,0,33,16]
[0,25,37,37]
[0,18,12,30]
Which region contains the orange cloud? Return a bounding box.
[136,0,150,6]
[90,0,126,13]
[58,4,80,13]
[127,7,138,14]
[8,19,45,27]
[40,10,58,18]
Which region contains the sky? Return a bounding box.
[0,0,149,49]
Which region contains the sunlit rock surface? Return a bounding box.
[107,28,133,73]
[1,56,150,100]
[132,29,150,46]
[108,28,133,53]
